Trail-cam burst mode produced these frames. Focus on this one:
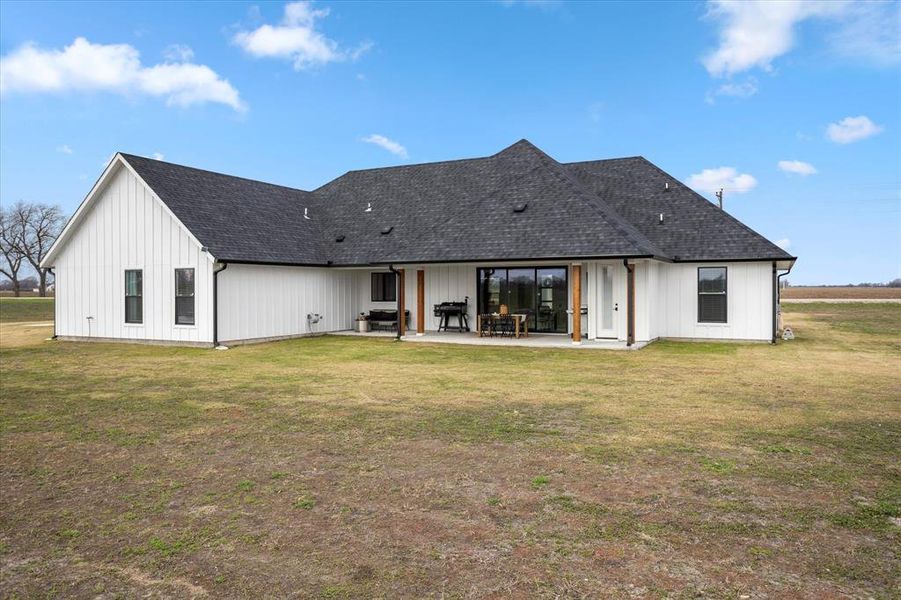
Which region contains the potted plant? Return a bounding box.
[355,313,370,333]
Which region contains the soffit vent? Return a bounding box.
[381,226,393,235]
[513,202,528,213]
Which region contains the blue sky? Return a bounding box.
[1,0,898,284]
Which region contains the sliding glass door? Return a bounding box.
[477,267,568,333]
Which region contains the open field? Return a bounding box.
[782,286,901,300]
[1,303,899,597]
[0,297,55,323]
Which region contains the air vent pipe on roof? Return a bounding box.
[365,202,372,212]
[303,207,311,220]
[381,226,393,235]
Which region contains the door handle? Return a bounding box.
[614,303,619,311]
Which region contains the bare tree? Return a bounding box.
[10,201,65,296]
[0,206,27,296]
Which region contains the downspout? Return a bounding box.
[774,266,791,343]
[213,262,228,347]
[388,264,401,341]
[43,267,56,339]
[623,259,635,347]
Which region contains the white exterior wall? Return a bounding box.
[52,164,214,344]
[218,264,357,343]
[653,261,773,341]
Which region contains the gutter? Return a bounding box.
[773,264,792,343]
[387,264,402,341]
[213,262,228,347]
[43,267,57,339]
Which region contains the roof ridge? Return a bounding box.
[119,152,312,195]
[518,144,666,258]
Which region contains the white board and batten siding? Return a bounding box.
[355,265,477,332]
[52,163,214,344]
[651,261,773,341]
[217,265,357,343]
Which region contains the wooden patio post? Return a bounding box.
[398,268,406,337]
[416,269,425,336]
[572,263,582,344]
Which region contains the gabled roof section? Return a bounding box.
[314,139,662,264]
[120,153,329,265]
[46,142,795,269]
[566,157,794,262]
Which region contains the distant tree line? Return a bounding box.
[0,201,66,296]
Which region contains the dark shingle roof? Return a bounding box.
[565,157,793,262]
[120,140,793,266]
[121,153,328,265]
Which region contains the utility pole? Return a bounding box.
[715,188,723,210]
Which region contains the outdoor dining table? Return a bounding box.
[476,313,529,338]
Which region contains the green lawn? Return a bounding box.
[0,297,54,323]
[0,303,898,597]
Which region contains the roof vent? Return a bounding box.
[335,235,345,242]
[513,202,528,213]
[365,202,372,213]
[659,213,664,224]
[303,207,311,220]
[665,182,670,192]
[380,226,393,235]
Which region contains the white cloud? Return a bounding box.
[705,77,758,104]
[56,144,73,154]
[702,1,898,77]
[151,152,165,160]
[828,1,901,66]
[233,1,371,70]
[0,37,245,111]
[702,1,843,76]
[826,115,884,144]
[775,238,791,251]
[163,44,194,62]
[685,167,757,195]
[361,134,408,159]
[777,160,817,176]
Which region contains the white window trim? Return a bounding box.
[174,266,197,328]
[124,267,144,326]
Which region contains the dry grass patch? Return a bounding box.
[1,304,899,597]
[782,286,901,299]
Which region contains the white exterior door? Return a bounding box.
[595,264,618,338]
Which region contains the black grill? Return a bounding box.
[433,297,470,332]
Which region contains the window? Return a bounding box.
[698,267,727,323]
[175,268,195,325]
[371,272,396,302]
[125,270,143,324]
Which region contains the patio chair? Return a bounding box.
[495,314,515,338]
[478,314,495,337]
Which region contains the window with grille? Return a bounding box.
[698,267,727,323]
[175,268,195,325]
[125,270,143,324]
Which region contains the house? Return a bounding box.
[40,140,795,348]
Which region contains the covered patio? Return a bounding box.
[345,259,637,347]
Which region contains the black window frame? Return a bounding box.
[371,272,397,302]
[124,269,143,324]
[174,268,195,326]
[697,266,727,324]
